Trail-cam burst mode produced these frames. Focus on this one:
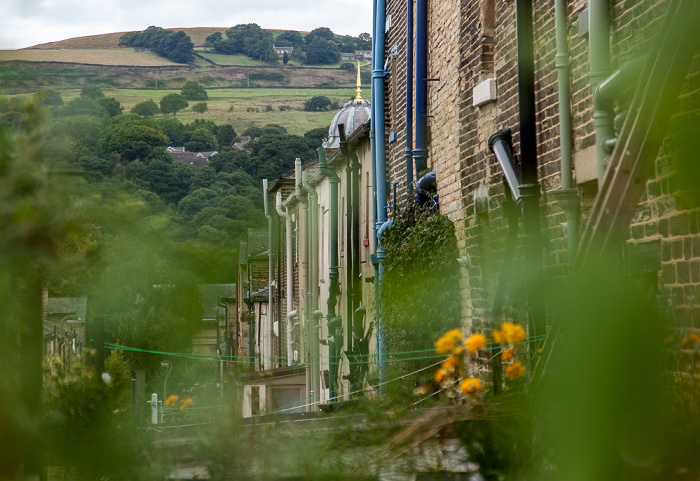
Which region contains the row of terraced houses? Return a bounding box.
[231,0,700,417]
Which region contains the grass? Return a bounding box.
[27,27,228,49]
[98,87,358,136]
[0,48,176,67]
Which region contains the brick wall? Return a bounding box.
[380,0,700,338]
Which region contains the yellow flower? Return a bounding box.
[501,322,526,345]
[465,333,487,354]
[442,355,460,371]
[663,335,675,344]
[689,333,700,344]
[681,336,688,347]
[434,367,449,384]
[505,361,526,380]
[435,329,463,354]
[501,347,515,361]
[453,346,464,356]
[492,329,504,344]
[180,396,194,410]
[164,394,179,407]
[460,377,483,395]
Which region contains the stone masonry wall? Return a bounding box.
[382,0,699,340]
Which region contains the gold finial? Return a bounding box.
[355,61,363,101]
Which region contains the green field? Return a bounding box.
[52,86,358,136]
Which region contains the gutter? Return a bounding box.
[263,178,274,370]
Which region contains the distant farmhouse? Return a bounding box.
[273,46,294,59]
[167,146,217,167]
[341,50,372,62]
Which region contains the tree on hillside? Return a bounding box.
[305,27,335,46]
[181,81,208,101]
[160,94,189,116]
[204,32,223,48]
[80,85,105,100]
[53,97,109,118]
[132,100,160,117]
[101,123,168,162]
[283,52,289,64]
[37,89,64,107]
[185,128,218,152]
[192,102,208,114]
[216,125,236,149]
[305,37,341,65]
[97,97,124,117]
[217,23,276,62]
[276,30,304,50]
[304,95,332,112]
[119,27,194,64]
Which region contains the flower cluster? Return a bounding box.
[164,393,194,410]
[433,329,487,397]
[493,321,527,381]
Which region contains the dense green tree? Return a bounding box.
[80,85,105,100]
[276,30,304,50]
[304,95,332,112]
[181,81,208,101]
[53,97,109,118]
[101,123,168,162]
[208,149,248,173]
[260,124,287,136]
[156,116,186,144]
[305,37,341,65]
[192,102,208,114]
[160,93,189,115]
[303,126,329,148]
[304,27,335,46]
[185,128,218,152]
[144,154,194,204]
[204,32,223,48]
[243,126,263,138]
[131,100,160,117]
[217,23,276,62]
[248,134,315,179]
[120,27,194,64]
[358,32,372,49]
[216,125,236,149]
[36,89,64,107]
[282,52,289,64]
[97,97,124,117]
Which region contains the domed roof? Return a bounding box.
[323,98,371,149]
[323,61,371,150]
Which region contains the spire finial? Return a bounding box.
[355,61,363,101]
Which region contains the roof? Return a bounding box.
[47,297,87,321]
[198,284,236,321]
[323,99,371,150]
[239,241,248,266]
[248,286,269,302]
[170,151,218,167]
[246,228,268,258]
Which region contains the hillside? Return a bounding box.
[27,28,231,50]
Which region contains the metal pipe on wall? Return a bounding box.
[589,0,612,187]
[276,192,295,366]
[553,0,580,265]
[405,0,414,191]
[413,0,428,176]
[263,179,274,369]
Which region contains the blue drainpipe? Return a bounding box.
[413,0,428,176]
[372,0,388,388]
[405,0,414,192]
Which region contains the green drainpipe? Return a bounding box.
[301,170,321,407]
[551,0,580,264]
[317,147,342,402]
[589,0,613,187]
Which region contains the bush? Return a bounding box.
[181,81,208,101]
[192,102,208,114]
[131,99,160,117]
[303,95,332,112]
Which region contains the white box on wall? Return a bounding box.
[473,78,497,107]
